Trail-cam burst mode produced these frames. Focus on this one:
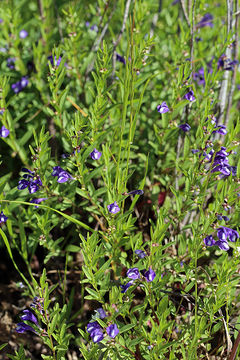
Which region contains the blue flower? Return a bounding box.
[90,148,102,160]
[0,125,10,138]
[120,280,134,293]
[135,249,147,258]
[21,309,39,325]
[87,321,104,343]
[178,123,191,132]
[107,201,120,214]
[184,90,195,101]
[16,309,40,334]
[96,308,106,319]
[0,211,8,224]
[116,53,126,65]
[18,168,42,194]
[16,322,36,333]
[12,77,28,94]
[203,235,216,247]
[51,166,72,183]
[197,13,213,28]
[106,324,119,338]
[142,268,156,282]
[126,267,140,280]
[157,101,169,114]
[30,198,47,208]
[48,55,62,67]
[19,29,28,39]
[217,227,239,242]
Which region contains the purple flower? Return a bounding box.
[218,54,226,70]
[7,57,15,69]
[203,235,216,247]
[21,310,39,326]
[120,280,134,293]
[184,90,195,101]
[157,101,169,114]
[87,321,101,334]
[85,22,98,32]
[116,53,126,65]
[0,125,10,138]
[96,308,106,319]
[51,166,72,183]
[106,324,119,338]
[90,329,104,343]
[217,227,239,242]
[197,13,214,28]
[30,198,47,208]
[18,168,42,194]
[90,25,98,32]
[87,321,104,343]
[90,148,102,160]
[193,67,205,86]
[19,29,28,39]
[135,249,147,258]
[0,211,8,224]
[48,55,62,67]
[191,149,200,154]
[16,322,36,334]
[215,240,230,251]
[212,124,227,135]
[57,171,72,183]
[107,201,120,214]
[178,123,191,132]
[12,77,28,94]
[51,166,63,176]
[142,268,156,282]
[126,267,140,280]
[222,216,230,222]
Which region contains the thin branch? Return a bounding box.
[218,307,232,355]
[229,330,240,360]
[226,0,239,123]
[112,0,132,78]
[180,0,191,27]
[218,0,233,128]
[190,0,196,77]
[114,0,132,49]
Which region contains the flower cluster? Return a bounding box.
[87,308,119,343]
[121,266,156,293]
[51,166,72,183]
[18,168,42,194]
[12,76,28,94]
[0,125,9,138]
[16,309,40,334]
[204,226,239,251]
[211,147,236,177]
